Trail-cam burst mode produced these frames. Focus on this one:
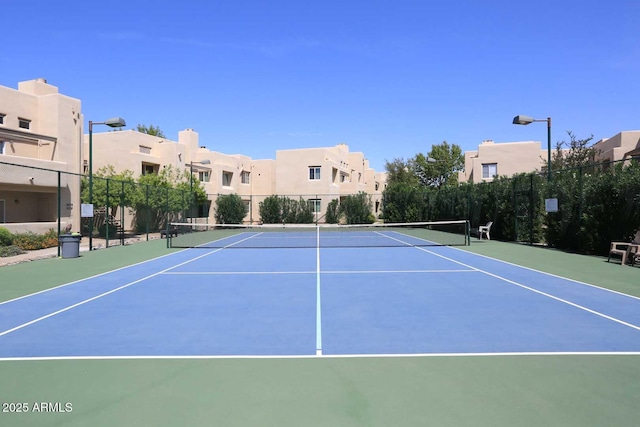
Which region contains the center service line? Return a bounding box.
[316,226,322,356]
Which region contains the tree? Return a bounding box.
[214,194,248,224]
[413,141,464,188]
[339,192,374,224]
[325,199,340,224]
[80,166,137,236]
[550,131,598,171]
[384,158,419,186]
[133,165,202,231]
[382,182,429,223]
[136,124,166,138]
[258,196,314,224]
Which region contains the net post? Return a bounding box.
[466,220,471,245]
[57,170,61,258]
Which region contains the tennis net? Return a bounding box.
[167,220,470,249]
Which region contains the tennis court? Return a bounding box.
[1,222,640,426]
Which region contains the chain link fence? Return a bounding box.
[416,159,640,255]
[207,193,384,225]
[1,161,192,250]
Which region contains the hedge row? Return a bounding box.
[382,161,640,256]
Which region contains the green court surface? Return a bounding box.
[1,238,639,426]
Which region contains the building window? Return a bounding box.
[309,166,321,180]
[308,199,321,214]
[241,170,250,184]
[142,164,156,175]
[139,145,151,154]
[197,200,211,218]
[0,114,5,125]
[222,171,233,186]
[340,173,349,183]
[18,118,31,130]
[198,171,210,182]
[375,182,379,191]
[482,163,497,179]
[0,141,5,154]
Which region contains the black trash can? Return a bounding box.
[59,234,81,258]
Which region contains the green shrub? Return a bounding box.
[339,192,374,224]
[214,194,249,224]
[325,199,340,224]
[12,229,59,251]
[0,245,25,257]
[259,195,314,224]
[0,227,13,246]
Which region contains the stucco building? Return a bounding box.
[459,131,640,183]
[0,78,386,231]
[2,77,637,231]
[0,78,83,233]
[86,128,386,224]
[592,131,640,162]
[459,140,548,183]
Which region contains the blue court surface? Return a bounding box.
[2,233,640,359]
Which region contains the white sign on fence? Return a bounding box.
[81,203,94,218]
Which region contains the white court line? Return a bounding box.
[0,230,264,307]
[160,269,476,275]
[321,269,476,274]
[449,245,640,302]
[1,351,640,362]
[161,271,316,275]
[0,248,194,307]
[316,225,323,356]
[377,231,640,332]
[0,234,263,338]
[376,231,640,331]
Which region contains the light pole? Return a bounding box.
[512,115,552,181]
[189,159,211,221]
[88,117,126,251]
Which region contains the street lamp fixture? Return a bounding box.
[512,114,552,180]
[88,117,126,251]
[189,159,211,220]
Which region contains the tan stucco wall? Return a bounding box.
[460,140,546,182]
[593,131,640,161]
[0,78,82,230]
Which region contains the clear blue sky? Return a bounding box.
[2,0,638,171]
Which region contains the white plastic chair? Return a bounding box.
[478,221,493,240]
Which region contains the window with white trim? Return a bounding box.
[309,166,321,180]
[222,171,233,186]
[241,170,250,184]
[482,163,497,179]
[198,171,210,182]
[308,199,321,213]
